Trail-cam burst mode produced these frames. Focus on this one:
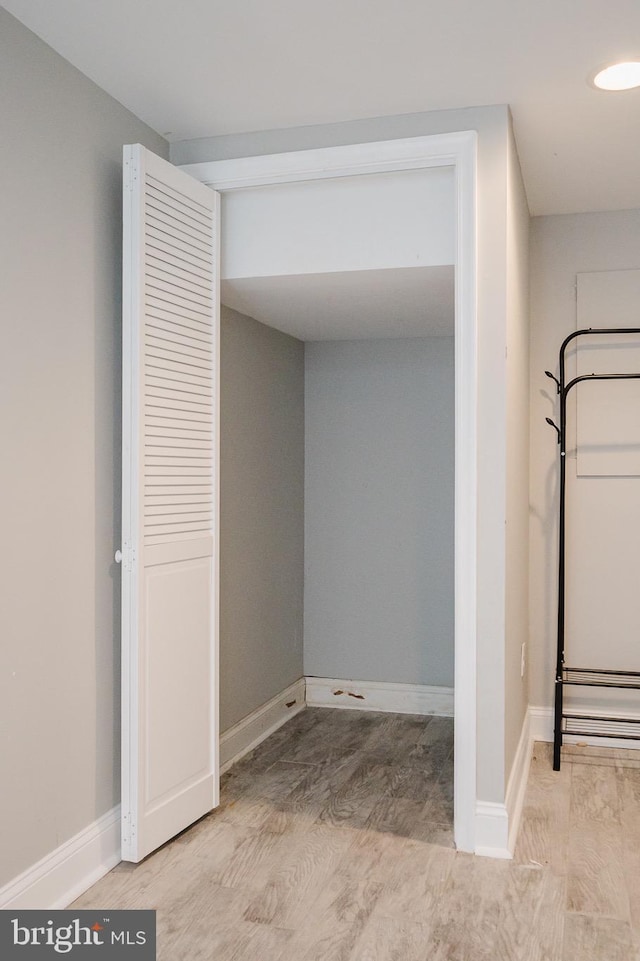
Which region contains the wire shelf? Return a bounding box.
[562,713,640,740]
[563,667,640,690]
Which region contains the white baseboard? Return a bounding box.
[529,704,640,751]
[475,707,533,860]
[0,680,306,911]
[305,676,454,717]
[220,678,306,774]
[529,705,554,743]
[474,801,511,859]
[0,806,121,910]
[505,707,532,855]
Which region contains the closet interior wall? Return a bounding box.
[219,307,454,732]
[219,306,304,733]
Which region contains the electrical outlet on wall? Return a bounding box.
[520,643,526,678]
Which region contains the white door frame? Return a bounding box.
[179,131,478,853]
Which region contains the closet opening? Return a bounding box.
[217,164,456,846]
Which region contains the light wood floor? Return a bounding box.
[72,708,640,960]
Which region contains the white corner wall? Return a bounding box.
[504,121,531,781]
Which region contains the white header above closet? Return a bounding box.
[221,166,454,280]
[218,165,455,340]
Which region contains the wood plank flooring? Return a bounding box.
[72,709,640,960]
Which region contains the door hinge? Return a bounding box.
[121,809,136,847]
[123,158,137,193]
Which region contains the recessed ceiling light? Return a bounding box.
[592,61,640,91]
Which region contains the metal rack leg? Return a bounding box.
[553,679,563,770]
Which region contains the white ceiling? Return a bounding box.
[4,0,640,216]
[221,266,454,341]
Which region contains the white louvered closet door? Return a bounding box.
[120,144,219,862]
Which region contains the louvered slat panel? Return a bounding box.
[147,436,211,447]
[146,273,212,304]
[146,401,210,417]
[145,491,212,504]
[147,369,212,393]
[142,168,214,547]
[145,437,212,451]
[147,370,211,391]
[145,201,211,248]
[146,413,211,430]
[145,490,213,498]
[147,352,212,374]
[145,454,211,465]
[146,201,211,244]
[146,292,211,324]
[146,315,212,345]
[147,251,211,287]
[146,236,212,274]
[146,468,211,478]
[146,227,212,269]
[145,521,213,537]
[146,325,211,358]
[144,484,212,496]
[145,502,212,517]
[146,342,212,370]
[146,189,212,234]
[144,531,210,546]
[147,259,212,297]
[147,316,212,346]
[146,184,212,229]
[147,363,211,386]
[145,499,212,510]
[147,434,210,450]
[147,359,212,384]
[146,277,212,311]
[146,383,212,404]
[147,332,211,359]
[147,278,212,309]
[147,174,213,221]
[146,437,211,449]
[147,420,211,435]
[147,298,212,329]
[147,394,210,406]
[146,362,213,387]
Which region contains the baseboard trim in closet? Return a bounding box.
[305,676,454,716]
[220,678,306,774]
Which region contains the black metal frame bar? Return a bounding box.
[546,327,640,770]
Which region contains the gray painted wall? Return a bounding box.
[529,209,640,710]
[220,307,305,731]
[0,11,167,887]
[304,338,454,686]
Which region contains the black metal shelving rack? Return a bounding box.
[546,327,640,771]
